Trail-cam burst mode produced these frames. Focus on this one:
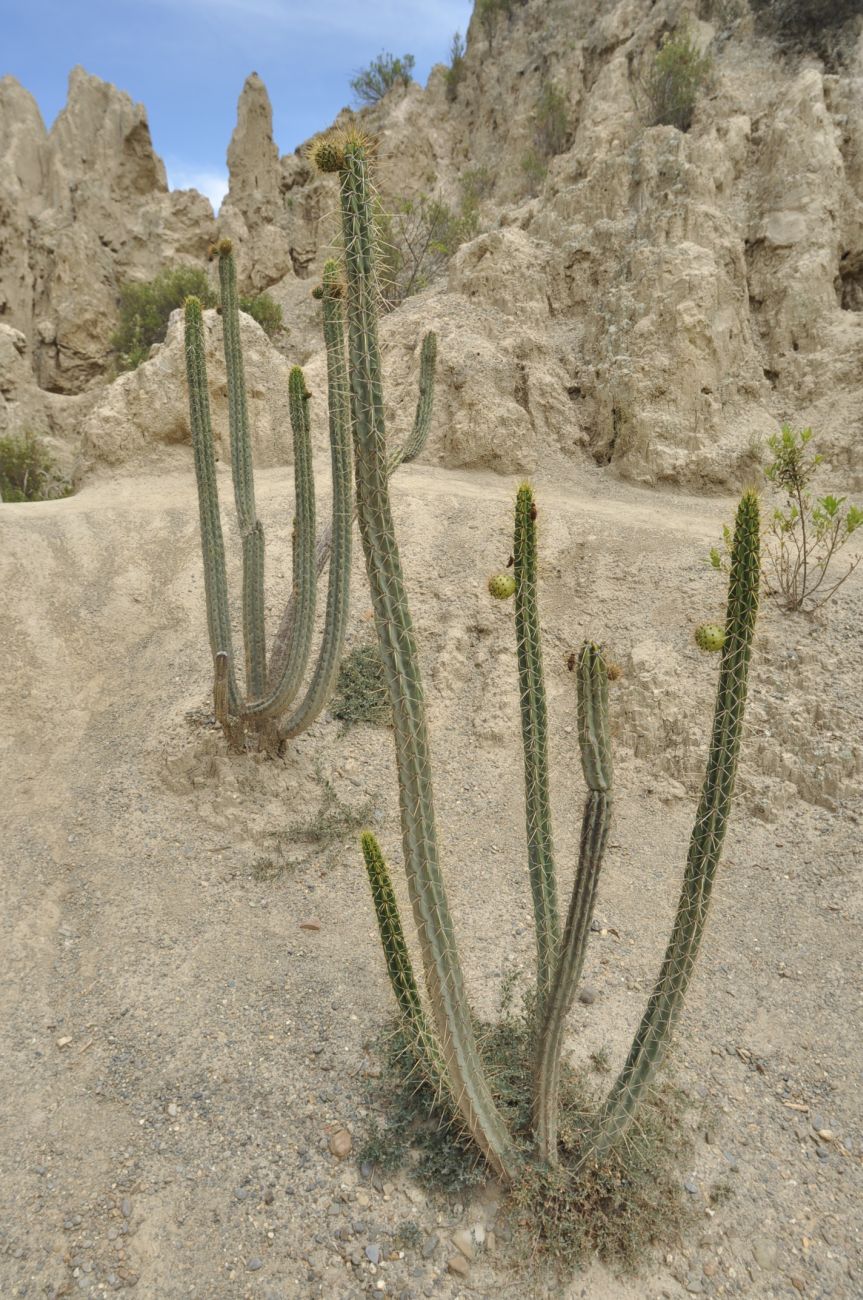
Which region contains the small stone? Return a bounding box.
[299,918,322,931]
[685,1276,703,1295]
[247,1256,263,1271]
[365,1244,382,1265]
[817,1129,833,1142]
[752,1237,777,1270]
[329,1129,352,1160]
[120,1199,131,1219]
[451,1229,475,1260]
[702,1261,718,1277]
[790,1277,806,1293]
[421,1234,438,1259]
[56,1036,73,1049]
[447,1254,470,1277]
[578,987,596,1005]
[683,1177,699,1195]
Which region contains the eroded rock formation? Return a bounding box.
[2,1,863,488]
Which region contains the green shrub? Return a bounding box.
[533,81,570,158]
[520,147,548,196]
[113,266,282,370]
[751,0,862,36]
[709,425,863,613]
[458,165,494,214]
[377,192,479,306]
[477,0,516,48]
[644,28,713,132]
[238,291,283,338]
[113,267,216,370]
[351,52,415,105]
[331,643,389,726]
[0,431,72,503]
[444,31,466,102]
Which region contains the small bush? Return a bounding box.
[112,267,217,370]
[709,425,863,613]
[520,146,548,196]
[377,192,479,307]
[0,431,72,503]
[751,0,862,37]
[112,267,282,370]
[444,31,466,102]
[351,52,415,106]
[331,643,389,727]
[458,165,494,214]
[533,81,570,158]
[644,28,713,133]
[477,0,515,48]
[238,291,284,339]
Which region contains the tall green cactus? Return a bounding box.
[584,489,760,1161]
[533,642,613,1164]
[313,130,520,1181]
[183,242,436,750]
[313,130,760,1186]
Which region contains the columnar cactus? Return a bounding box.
[313,132,760,1184]
[183,242,436,750]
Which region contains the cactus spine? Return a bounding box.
[586,490,760,1160]
[318,132,520,1180]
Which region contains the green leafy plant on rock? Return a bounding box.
[351,52,415,106]
[310,130,761,1215]
[709,425,862,613]
[183,238,437,752]
[115,265,282,371]
[444,31,466,102]
[0,431,72,503]
[643,27,713,133]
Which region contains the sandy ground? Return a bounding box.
[1,461,861,1300]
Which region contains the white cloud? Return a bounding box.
[166,165,229,214]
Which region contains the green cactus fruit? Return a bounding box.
[694,622,725,653]
[488,573,516,600]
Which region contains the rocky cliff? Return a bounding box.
[2,0,863,489]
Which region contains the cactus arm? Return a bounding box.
[242,367,317,720]
[533,643,613,1163]
[323,134,519,1181]
[387,330,437,470]
[361,832,448,1090]
[514,484,559,1007]
[267,330,437,692]
[217,242,267,700]
[183,295,240,716]
[586,491,760,1160]
[279,264,353,738]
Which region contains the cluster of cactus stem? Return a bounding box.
[312,129,761,1183]
[183,239,436,751]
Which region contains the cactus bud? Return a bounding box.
[311,285,324,300]
[694,622,725,653]
[312,135,346,173]
[488,573,516,600]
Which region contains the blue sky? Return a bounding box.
[4,0,474,210]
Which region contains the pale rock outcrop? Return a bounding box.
[79,308,293,468]
[1,68,215,394]
[4,1,863,489]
